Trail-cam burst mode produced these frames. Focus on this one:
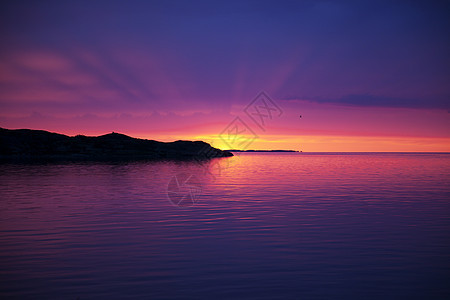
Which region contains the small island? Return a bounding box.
[0,128,233,160]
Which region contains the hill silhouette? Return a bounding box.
[0,128,233,160]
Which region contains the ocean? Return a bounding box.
[1,153,449,299]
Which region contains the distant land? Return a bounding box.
[229,149,300,152]
[0,128,233,160]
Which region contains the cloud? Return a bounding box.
[282,94,450,110]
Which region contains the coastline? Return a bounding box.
[0,128,233,161]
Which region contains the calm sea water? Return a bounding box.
[1,153,449,299]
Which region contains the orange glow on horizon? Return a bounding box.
[2,125,447,152]
[135,133,450,152]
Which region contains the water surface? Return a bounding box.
[1,153,449,299]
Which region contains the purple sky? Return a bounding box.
[0,0,449,150]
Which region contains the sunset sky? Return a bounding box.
[0,0,449,151]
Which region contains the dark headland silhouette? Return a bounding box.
[0,128,233,160]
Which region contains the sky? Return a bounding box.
[0,0,449,151]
